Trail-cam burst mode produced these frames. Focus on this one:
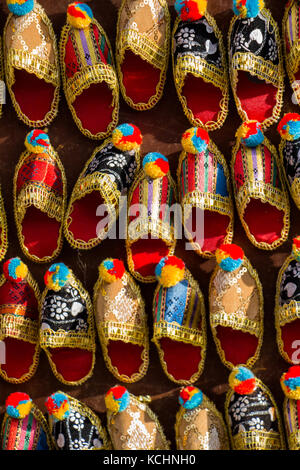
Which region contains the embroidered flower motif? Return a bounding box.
[71,438,90,450]
[69,410,85,430]
[176,27,195,49]
[248,417,265,430]
[230,396,249,421]
[256,391,269,405]
[49,298,69,320]
[107,154,127,168]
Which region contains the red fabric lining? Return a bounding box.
[0,338,37,380]
[121,50,161,104]
[281,319,300,362]
[12,70,55,122]
[130,238,169,277]
[243,198,284,245]
[159,338,202,381]
[216,326,258,366]
[21,207,60,259]
[49,348,93,382]
[107,340,144,378]
[187,208,230,254]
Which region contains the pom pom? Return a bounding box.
[175,0,207,21]
[292,236,300,262]
[181,127,209,154]
[105,386,130,413]
[25,130,50,154]
[67,2,93,29]
[215,244,244,272]
[155,256,185,288]
[112,123,142,152]
[99,258,125,283]
[277,113,300,141]
[7,0,34,16]
[229,366,257,395]
[45,392,70,421]
[44,263,71,292]
[179,386,203,410]
[143,153,169,179]
[281,366,300,400]
[233,0,264,19]
[5,392,32,419]
[236,121,264,147]
[3,258,28,283]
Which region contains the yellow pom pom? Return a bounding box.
[155,256,185,288]
[67,2,93,29]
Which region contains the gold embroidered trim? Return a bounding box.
[153,320,204,346]
[228,8,284,129]
[0,185,8,263]
[231,136,290,250]
[99,321,145,345]
[3,3,60,127]
[287,430,300,450]
[210,311,260,337]
[277,301,300,327]
[39,329,95,350]
[283,1,300,105]
[0,313,38,344]
[128,217,175,243]
[279,138,300,210]
[60,20,119,140]
[116,0,170,111]
[172,12,229,131]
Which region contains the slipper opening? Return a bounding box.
[243,198,284,245]
[0,337,37,380]
[130,237,170,278]
[49,347,93,383]
[186,208,230,254]
[216,326,259,366]
[107,340,144,379]
[159,337,202,382]
[280,319,300,363]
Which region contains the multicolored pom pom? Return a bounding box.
[229,366,257,395]
[179,386,203,410]
[181,127,209,154]
[112,123,142,152]
[277,113,300,141]
[67,2,93,29]
[155,256,185,288]
[105,386,130,413]
[233,0,264,19]
[3,258,28,283]
[7,0,34,16]
[175,0,207,21]
[5,392,32,419]
[292,236,300,262]
[25,130,50,154]
[281,366,300,400]
[143,153,169,179]
[44,263,71,292]
[215,244,244,272]
[45,392,70,421]
[99,258,125,283]
[236,121,264,147]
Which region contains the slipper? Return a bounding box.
[232,120,290,250]
[60,2,119,139]
[209,244,263,369]
[0,185,8,263]
[172,0,229,131]
[64,123,142,250]
[3,0,60,127]
[175,385,229,450]
[116,0,170,110]
[225,366,285,450]
[14,130,66,263]
[274,236,300,364]
[126,152,177,283]
[1,392,52,450]
[278,113,300,210]
[283,0,300,106]
[280,366,300,450]
[105,385,170,450]
[0,258,40,384]
[94,258,149,383]
[45,391,111,450]
[40,262,96,385]
[153,256,206,384]
[177,127,234,257]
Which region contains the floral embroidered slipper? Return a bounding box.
[175,386,229,450]
[225,366,285,450]
[177,127,234,257]
[94,258,149,383]
[105,385,170,450]
[40,263,96,385]
[280,366,300,450]
[14,130,66,264]
[116,0,170,110]
[1,392,52,450]
[209,244,263,370]
[64,123,141,251]
[60,2,119,139]
[45,392,111,450]
[274,237,300,364]
[232,121,290,250]
[153,256,206,384]
[126,153,177,283]
[228,0,284,129]
[3,0,60,127]
[278,114,300,210]
[283,0,300,106]
[172,0,228,131]
[0,258,40,384]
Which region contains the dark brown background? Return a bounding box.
[0,0,295,449]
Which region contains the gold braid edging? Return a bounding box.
[116,0,170,111]
[0,185,8,263]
